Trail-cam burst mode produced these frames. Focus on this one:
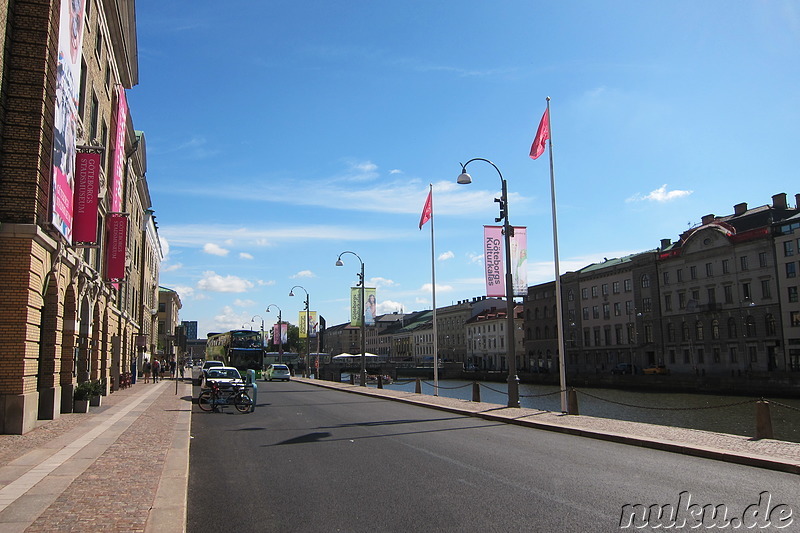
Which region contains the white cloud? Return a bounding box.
[291,270,316,279]
[257,279,276,286]
[467,252,484,265]
[172,285,195,299]
[203,243,229,256]
[197,271,254,293]
[389,169,403,174]
[438,251,454,261]
[626,184,693,203]
[239,252,254,260]
[377,300,404,315]
[212,306,255,333]
[369,277,396,288]
[162,262,182,272]
[233,299,256,307]
[420,282,454,293]
[159,236,171,260]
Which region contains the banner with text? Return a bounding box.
[50,0,87,242]
[483,226,505,297]
[350,287,377,326]
[299,311,318,338]
[104,213,128,281]
[510,226,528,297]
[110,86,128,213]
[72,152,101,243]
[272,323,288,345]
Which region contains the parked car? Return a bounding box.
[201,366,244,390]
[643,364,670,375]
[610,363,636,375]
[265,364,291,381]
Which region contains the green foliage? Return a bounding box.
[73,381,93,401]
[89,379,104,396]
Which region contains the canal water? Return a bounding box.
[376,378,800,443]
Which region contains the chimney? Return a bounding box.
[701,214,715,225]
[796,194,800,209]
[660,238,672,249]
[772,193,787,209]
[734,202,748,216]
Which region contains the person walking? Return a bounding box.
[152,359,160,383]
[143,359,151,384]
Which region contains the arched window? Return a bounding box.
[727,317,737,338]
[745,316,756,338]
[641,274,650,288]
[682,322,690,341]
[711,319,720,340]
[695,320,704,341]
[765,314,776,336]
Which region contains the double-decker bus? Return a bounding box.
[205,330,263,372]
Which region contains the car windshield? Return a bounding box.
[272,366,288,371]
[207,369,241,379]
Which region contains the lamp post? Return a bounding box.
[289,285,311,378]
[251,314,265,368]
[266,304,283,364]
[457,158,520,408]
[336,251,367,387]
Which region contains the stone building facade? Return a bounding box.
[0,1,158,434]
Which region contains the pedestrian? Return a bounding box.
[170,359,176,379]
[143,359,151,383]
[152,358,160,382]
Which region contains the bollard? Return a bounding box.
[567,388,579,415]
[472,382,481,403]
[377,374,383,389]
[349,374,355,385]
[755,400,774,440]
[415,378,422,394]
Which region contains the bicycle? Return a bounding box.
[197,380,253,413]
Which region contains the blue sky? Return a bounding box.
[127,1,800,338]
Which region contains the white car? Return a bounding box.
[201,366,244,390]
[265,364,291,381]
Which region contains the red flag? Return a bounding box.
[529,108,550,160]
[419,189,432,229]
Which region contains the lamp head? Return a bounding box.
[289,290,294,297]
[335,259,344,267]
[457,170,472,185]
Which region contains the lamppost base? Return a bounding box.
[361,369,368,387]
[507,374,520,408]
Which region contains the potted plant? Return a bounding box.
[89,379,104,407]
[73,382,92,413]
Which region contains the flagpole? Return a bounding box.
[429,184,439,395]
[545,97,568,413]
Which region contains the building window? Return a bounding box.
[644,324,653,343]
[759,252,768,267]
[787,263,797,278]
[713,347,721,364]
[765,314,776,336]
[604,328,612,346]
[676,269,683,282]
[761,279,771,299]
[592,286,598,297]
[678,292,686,309]
[602,284,609,296]
[641,274,650,288]
[724,285,733,304]
[593,329,601,346]
[789,286,799,303]
[690,266,697,280]
[667,323,676,342]
[695,320,704,341]
[712,319,720,340]
[745,316,756,338]
[614,302,621,316]
[742,282,751,300]
[697,348,705,364]
[682,322,690,342]
[791,311,800,327]
[615,325,623,345]
[722,259,730,274]
[612,281,620,294]
[728,317,737,338]
[740,255,749,271]
[663,272,670,285]
[568,290,574,301]
[692,289,700,303]
[683,349,691,364]
[707,287,716,304]
[592,306,599,319]
[669,350,676,365]
[624,279,632,292]
[642,297,652,313]
[602,303,610,319]
[582,307,589,320]
[581,288,589,300]
[729,346,738,363]
[664,294,672,312]
[706,263,713,277]
[784,241,795,257]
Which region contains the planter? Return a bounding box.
[74,399,90,413]
[90,395,102,407]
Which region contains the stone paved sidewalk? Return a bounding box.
[0,380,191,533]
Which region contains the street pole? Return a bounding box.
[336,251,367,387]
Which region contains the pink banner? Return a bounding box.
[484,226,505,297]
[104,214,128,281]
[110,86,128,213]
[72,152,101,243]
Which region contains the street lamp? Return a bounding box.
[266,304,283,363]
[336,251,367,387]
[251,315,265,365]
[457,158,520,408]
[289,285,312,378]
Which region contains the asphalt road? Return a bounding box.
[187,380,798,533]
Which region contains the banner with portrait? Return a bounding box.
[298,311,318,338]
[350,287,377,326]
